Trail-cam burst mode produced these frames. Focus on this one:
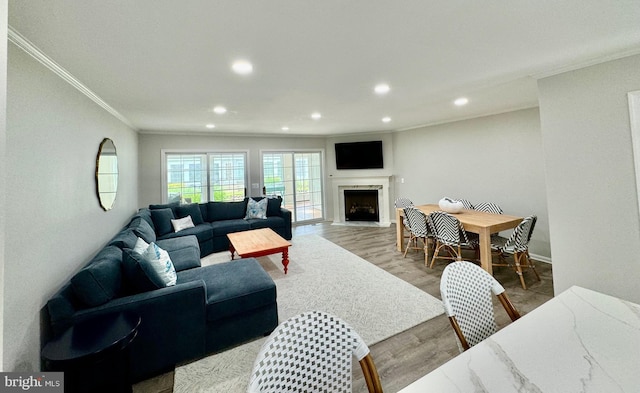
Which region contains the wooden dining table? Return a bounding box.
[396,204,523,274]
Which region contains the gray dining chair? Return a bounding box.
[247,310,383,393]
[491,215,540,289]
[440,261,521,351]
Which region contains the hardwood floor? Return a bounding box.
[134,221,553,393]
[294,222,554,393]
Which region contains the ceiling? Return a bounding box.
[8,1,640,136]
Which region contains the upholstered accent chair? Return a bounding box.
[426,211,478,268]
[248,310,383,393]
[491,215,540,289]
[440,261,521,351]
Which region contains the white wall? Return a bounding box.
[137,133,326,208]
[392,108,551,259]
[5,45,139,371]
[538,54,640,303]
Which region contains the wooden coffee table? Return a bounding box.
[227,228,293,274]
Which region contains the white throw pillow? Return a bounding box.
[133,237,149,254]
[141,243,177,287]
[245,198,268,219]
[171,215,195,232]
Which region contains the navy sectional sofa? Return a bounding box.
[44,197,290,383]
[148,196,292,257]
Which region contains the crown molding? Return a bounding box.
[7,26,137,130]
[531,47,640,79]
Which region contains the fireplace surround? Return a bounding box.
[331,176,391,226]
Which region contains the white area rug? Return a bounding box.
[173,234,443,393]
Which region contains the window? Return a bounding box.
[164,151,247,203]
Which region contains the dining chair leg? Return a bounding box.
[514,252,527,290]
[526,251,541,281]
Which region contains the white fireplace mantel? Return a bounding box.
[331,176,391,226]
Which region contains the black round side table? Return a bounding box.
[42,311,141,393]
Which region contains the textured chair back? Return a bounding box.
[455,199,474,209]
[395,198,414,228]
[394,197,413,209]
[473,202,503,214]
[440,261,505,349]
[500,215,536,252]
[404,207,429,238]
[248,311,380,393]
[427,211,469,246]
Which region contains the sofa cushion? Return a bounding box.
[207,201,247,221]
[158,224,213,244]
[149,201,180,215]
[70,246,123,307]
[156,236,201,271]
[151,208,175,237]
[244,198,268,219]
[176,258,276,322]
[108,229,138,249]
[122,243,177,292]
[247,216,286,230]
[176,203,205,225]
[129,217,156,243]
[266,197,283,217]
[210,219,251,236]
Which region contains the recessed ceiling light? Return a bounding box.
[311,112,322,120]
[282,126,289,131]
[206,124,215,129]
[374,83,390,95]
[213,106,227,114]
[454,97,469,106]
[382,117,391,123]
[232,60,253,75]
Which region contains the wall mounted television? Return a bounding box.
[335,140,384,170]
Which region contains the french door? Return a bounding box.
[262,151,324,223]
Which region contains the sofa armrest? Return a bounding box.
[279,207,292,239]
[68,280,207,381]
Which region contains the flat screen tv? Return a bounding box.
[335,141,384,170]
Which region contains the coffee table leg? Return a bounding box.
[229,244,236,260]
[282,248,289,274]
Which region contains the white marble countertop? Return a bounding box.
[398,286,640,392]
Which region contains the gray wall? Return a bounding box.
[391,108,551,260]
[137,133,326,208]
[0,1,8,369]
[5,45,139,371]
[538,54,640,302]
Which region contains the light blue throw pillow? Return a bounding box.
[140,243,177,287]
[245,197,268,219]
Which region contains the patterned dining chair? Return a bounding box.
[473,202,503,214]
[403,206,432,265]
[491,215,540,289]
[394,197,414,245]
[454,199,474,209]
[426,211,478,268]
[440,261,521,351]
[247,310,383,393]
